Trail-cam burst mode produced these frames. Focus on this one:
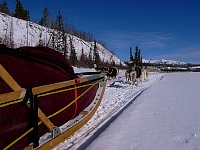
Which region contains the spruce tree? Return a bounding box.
[93,40,101,66]
[79,48,86,67]
[69,37,77,66]
[14,0,23,18]
[54,10,65,52]
[134,46,141,66]
[56,10,64,31]
[0,0,10,15]
[140,56,143,66]
[39,7,50,27]
[133,46,143,66]
[14,0,29,20]
[62,32,68,59]
[129,46,134,62]
[24,9,29,20]
[87,47,93,67]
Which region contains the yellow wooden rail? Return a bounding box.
[0,64,105,150]
[3,81,102,150]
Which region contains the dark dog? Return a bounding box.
[94,64,118,79]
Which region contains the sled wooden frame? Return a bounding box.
[0,64,106,150]
[37,80,107,150]
[0,64,58,132]
[0,64,104,104]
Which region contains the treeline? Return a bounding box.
[0,0,95,42]
[38,8,95,42]
[0,0,123,68]
[125,46,143,68]
[0,0,29,20]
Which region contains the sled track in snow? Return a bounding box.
[77,75,164,150]
[76,89,146,150]
[56,74,164,150]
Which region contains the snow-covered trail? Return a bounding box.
[54,71,163,150]
[85,72,200,150]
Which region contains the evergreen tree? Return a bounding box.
[14,0,29,20]
[88,47,92,61]
[37,32,44,46]
[79,47,86,66]
[24,9,29,20]
[134,46,140,66]
[0,0,10,15]
[14,0,23,18]
[87,47,93,67]
[140,56,143,65]
[51,31,55,49]
[133,46,143,66]
[39,7,50,27]
[129,46,134,62]
[53,10,65,52]
[56,10,64,31]
[93,40,101,66]
[62,32,68,59]
[69,37,77,66]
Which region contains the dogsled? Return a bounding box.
[0,45,106,150]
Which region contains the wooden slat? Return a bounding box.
[32,74,103,95]
[0,64,106,149]
[0,64,25,105]
[37,80,107,150]
[0,64,21,91]
[0,90,24,105]
[38,108,55,131]
[32,80,76,95]
[0,65,55,131]
[27,104,55,131]
[79,111,88,115]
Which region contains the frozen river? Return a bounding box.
[85,72,200,150]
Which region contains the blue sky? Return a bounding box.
[3,0,200,63]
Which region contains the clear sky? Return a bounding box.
[3,0,200,63]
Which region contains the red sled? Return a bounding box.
[0,45,106,150]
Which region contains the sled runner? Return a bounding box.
[0,45,106,150]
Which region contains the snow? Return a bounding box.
[53,71,200,150]
[143,58,187,65]
[53,70,164,150]
[85,72,200,150]
[1,12,200,150]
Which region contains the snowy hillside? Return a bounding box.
[0,12,125,66]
